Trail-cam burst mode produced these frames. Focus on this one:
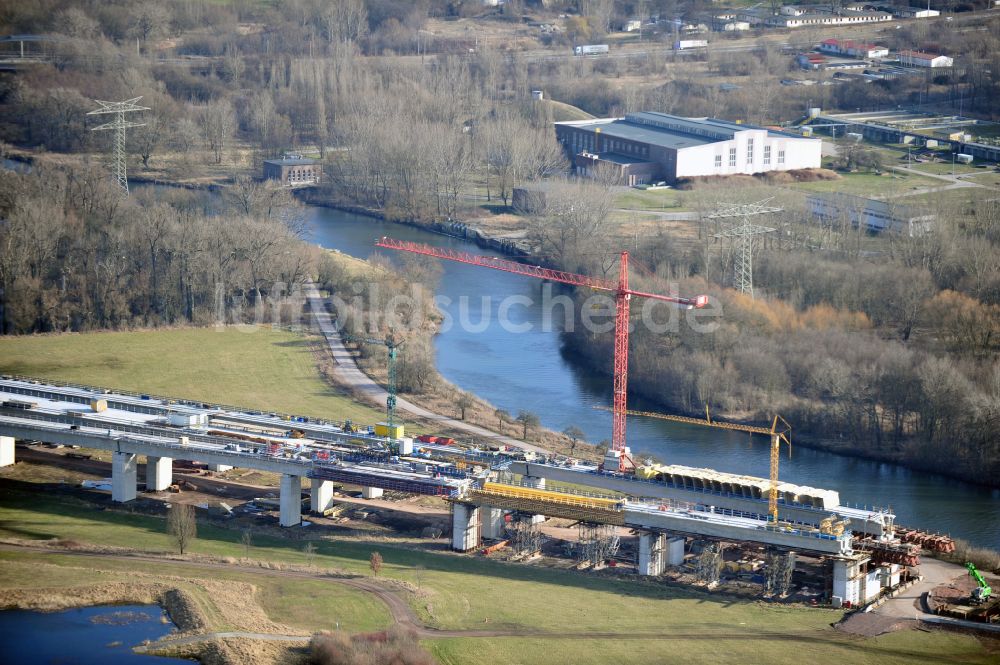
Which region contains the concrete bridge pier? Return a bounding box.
[207,463,233,472]
[311,479,334,514]
[452,503,481,551]
[280,474,302,527]
[638,531,667,576]
[481,506,506,540]
[112,451,137,503]
[0,436,14,467]
[145,456,172,492]
[362,486,383,499]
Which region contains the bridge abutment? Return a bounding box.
[112,452,137,502]
[280,474,302,527]
[145,456,172,492]
[0,436,13,467]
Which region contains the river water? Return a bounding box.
[304,206,1000,549]
[0,604,189,663]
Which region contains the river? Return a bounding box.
[304,205,1000,550]
[0,604,189,664]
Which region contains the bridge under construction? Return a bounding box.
[0,376,944,608]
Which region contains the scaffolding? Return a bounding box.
[577,522,620,568]
[696,543,723,585]
[508,516,542,558]
[765,550,796,596]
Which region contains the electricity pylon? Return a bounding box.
[88,97,149,196]
[709,198,782,298]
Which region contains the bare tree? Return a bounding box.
[456,392,474,420]
[495,408,511,434]
[563,426,586,456]
[200,99,236,164]
[167,503,197,554]
[516,411,540,440]
[370,551,384,577]
[241,527,253,557]
[303,541,317,566]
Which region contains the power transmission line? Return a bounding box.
[87,96,149,196]
[709,198,782,298]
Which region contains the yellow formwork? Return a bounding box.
[480,482,620,509]
[468,482,625,526]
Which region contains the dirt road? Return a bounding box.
[305,281,548,454]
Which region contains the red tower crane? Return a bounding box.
[374,237,709,472]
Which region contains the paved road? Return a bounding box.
[305,281,548,454]
[873,557,965,621]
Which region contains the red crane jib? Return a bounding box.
[374,237,709,472]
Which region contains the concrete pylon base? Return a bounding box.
[638,532,667,576]
[207,464,233,472]
[452,503,481,551]
[145,456,172,492]
[280,474,302,527]
[362,486,383,499]
[481,507,505,540]
[0,436,14,467]
[311,479,334,514]
[112,452,138,503]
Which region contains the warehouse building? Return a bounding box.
[819,39,888,59]
[807,192,935,236]
[898,50,953,67]
[555,112,822,185]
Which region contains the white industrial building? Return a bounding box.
[555,112,822,185]
[896,7,940,17]
[819,38,888,59]
[807,192,935,236]
[898,50,953,67]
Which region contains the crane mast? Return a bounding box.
[375,237,708,471]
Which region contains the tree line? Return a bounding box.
[0,162,313,333]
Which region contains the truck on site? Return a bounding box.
[967,562,993,604]
[673,39,708,50]
[574,44,609,56]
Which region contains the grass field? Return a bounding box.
[0,327,387,425]
[788,172,942,196]
[0,488,994,665]
[614,188,688,211]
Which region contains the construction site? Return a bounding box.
[2,237,997,628]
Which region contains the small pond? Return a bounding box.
[0,604,192,664]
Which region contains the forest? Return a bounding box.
[0,0,999,482]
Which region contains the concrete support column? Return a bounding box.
[832,557,862,608]
[638,532,667,576]
[481,506,505,540]
[311,479,334,514]
[112,452,138,503]
[362,486,383,499]
[0,436,14,467]
[452,503,481,552]
[280,474,302,527]
[145,456,172,492]
[207,463,233,472]
[666,537,686,566]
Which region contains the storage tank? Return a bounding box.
[89,398,108,413]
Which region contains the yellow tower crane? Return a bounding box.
[595,406,792,522]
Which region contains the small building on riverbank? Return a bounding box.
[262,155,321,186]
